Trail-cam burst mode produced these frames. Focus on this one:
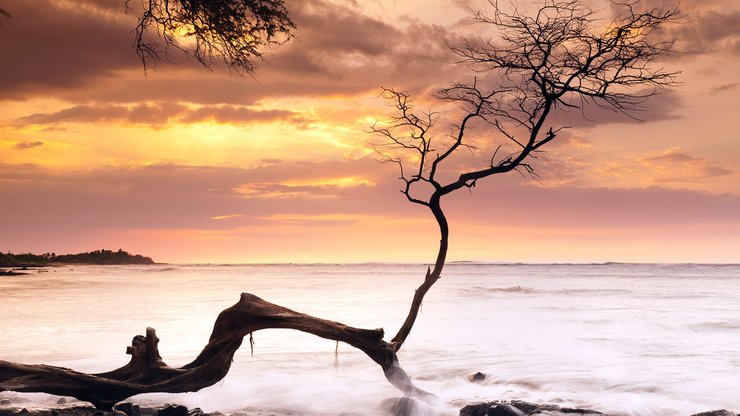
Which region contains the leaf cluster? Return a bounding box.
[129,0,295,74]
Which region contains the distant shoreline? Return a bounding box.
[0,249,156,268]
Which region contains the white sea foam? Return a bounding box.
[1,263,739,415]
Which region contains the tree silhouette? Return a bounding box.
[128,0,294,74]
[373,0,679,351]
[0,0,679,410]
[0,1,294,74]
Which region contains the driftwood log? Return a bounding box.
[0,293,430,409]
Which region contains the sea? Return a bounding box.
[1,263,739,416]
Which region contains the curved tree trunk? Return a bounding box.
[0,293,431,410]
[390,196,449,352]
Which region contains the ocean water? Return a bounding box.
[1,263,739,416]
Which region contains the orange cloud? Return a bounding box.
[13,140,44,149]
[211,214,244,221]
[16,103,307,128]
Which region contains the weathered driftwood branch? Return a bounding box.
[0,293,430,410]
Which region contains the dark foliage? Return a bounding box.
[0,249,155,266]
[128,0,295,74]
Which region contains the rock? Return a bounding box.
[490,404,527,416]
[459,402,493,416]
[470,372,487,382]
[0,400,11,406]
[56,399,67,405]
[460,401,605,416]
[508,402,540,414]
[557,408,604,414]
[185,409,204,416]
[50,406,123,416]
[154,406,187,416]
[690,411,737,416]
[113,403,140,416]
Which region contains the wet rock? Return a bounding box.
[0,400,11,406]
[459,403,491,416]
[154,405,187,416]
[0,409,24,416]
[460,401,605,416]
[185,409,204,416]
[508,402,540,414]
[56,399,67,406]
[470,372,487,382]
[49,406,124,416]
[490,404,527,416]
[689,411,737,416]
[113,403,140,416]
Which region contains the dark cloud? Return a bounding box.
[279,1,456,87]
[709,82,739,95]
[0,0,460,105]
[697,166,733,178]
[676,10,740,56]
[180,106,307,125]
[1,0,735,111]
[13,140,43,150]
[0,0,140,100]
[548,89,683,128]
[1,159,738,239]
[16,103,306,127]
[0,158,406,236]
[445,178,740,229]
[603,1,740,60]
[18,103,186,126]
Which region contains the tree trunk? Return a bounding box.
[390,196,449,352]
[0,293,431,410]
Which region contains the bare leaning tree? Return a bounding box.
[0,0,678,410]
[373,0,678,349]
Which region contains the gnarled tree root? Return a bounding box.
[0,293,432,410]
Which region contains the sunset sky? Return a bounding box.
[1,0,739,264]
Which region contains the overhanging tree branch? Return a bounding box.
[126,0,295,74]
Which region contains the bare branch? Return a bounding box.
[375,0,679,350]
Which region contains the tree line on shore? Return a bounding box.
[0,249,155,267]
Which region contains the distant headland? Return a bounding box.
[0,249,155,268]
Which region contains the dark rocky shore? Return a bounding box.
[1,399,737,416]
[0,403,212,416]
[458,401,738,416]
